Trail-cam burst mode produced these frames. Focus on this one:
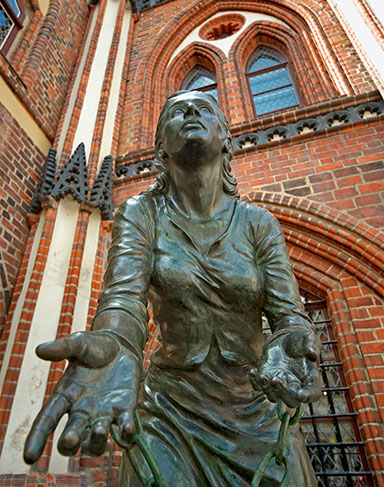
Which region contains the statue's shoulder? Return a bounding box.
[238,199,278,227]
[116,193,159,221]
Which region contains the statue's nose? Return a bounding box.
[184,103,200,117]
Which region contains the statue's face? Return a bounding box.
[160,92,225,162]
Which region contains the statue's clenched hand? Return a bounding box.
[24,331,142,464]
[250,330,321,409]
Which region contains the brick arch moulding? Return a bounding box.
[118,0,356,155]
[242,191,384,298]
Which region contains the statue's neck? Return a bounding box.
[168,156,228,220]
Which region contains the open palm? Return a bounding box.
[24,331,142,463]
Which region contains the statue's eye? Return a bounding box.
[171,108,184,118]
[200,106,212,114]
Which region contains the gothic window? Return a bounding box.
[263,294,373,487]
[181,66,218,101]
[247,47,299,116]
[0,0,25,54]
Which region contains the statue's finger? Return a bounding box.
[258,373,270,388]
[37,332,118,368]
[274,377,301,408]
[36,336,78,362]
[117,411,136,446]
[58,411,90,456]
[271,376,284,391]
[36,332,89,362]
[297,370,321,403]
[87,416,112,456]
[24,393,69,464]
[304,334,322,362]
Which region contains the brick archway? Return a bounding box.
[243,191,384,478]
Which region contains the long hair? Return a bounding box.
[144,91,239,198]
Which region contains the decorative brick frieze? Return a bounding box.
[233,100,384,151]
[114,96,384,180]
[115,158,156,179]
[27,145,117,220]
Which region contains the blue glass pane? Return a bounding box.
[248,47,285,73]
[249,67,291,95]
[253,86,298,115]
[183,67,216,90]
[7,0,20,16]
[0,4,13,46]
[187,74,214,89]
[203,87,218,101]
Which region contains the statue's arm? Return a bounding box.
[24,196,155,463]
[92,195,155,355]
[249,208,321,407]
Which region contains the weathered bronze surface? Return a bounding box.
[24,91,321,486]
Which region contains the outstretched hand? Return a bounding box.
[250,330,321,408]
[24,331,142,464]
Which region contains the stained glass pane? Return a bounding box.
[247,47,285,73]
[182,66,218,101]
[253,86,298,114]
[183,67,216,90]
[303,389,350,416]
[0,4,13,48]
[249,67,291,95]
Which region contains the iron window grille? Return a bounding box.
[246,46,299,117]
[181,65,219,102]
[263,295,373,486]
[0,0,24,54]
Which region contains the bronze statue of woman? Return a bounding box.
[24,91,321,486]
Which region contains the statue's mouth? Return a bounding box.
[182,120,205,130]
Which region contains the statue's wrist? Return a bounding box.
[267,325,312,346]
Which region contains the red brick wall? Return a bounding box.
[0,0,89,141]
[0,0,89,327]
[115,116,384,229]
[0,104,46,334]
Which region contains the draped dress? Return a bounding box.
[93,192,317,487]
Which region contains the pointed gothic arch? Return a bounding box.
[229,20,337,120]
[164,42,229,117]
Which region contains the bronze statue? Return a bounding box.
[24,91,321,486]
